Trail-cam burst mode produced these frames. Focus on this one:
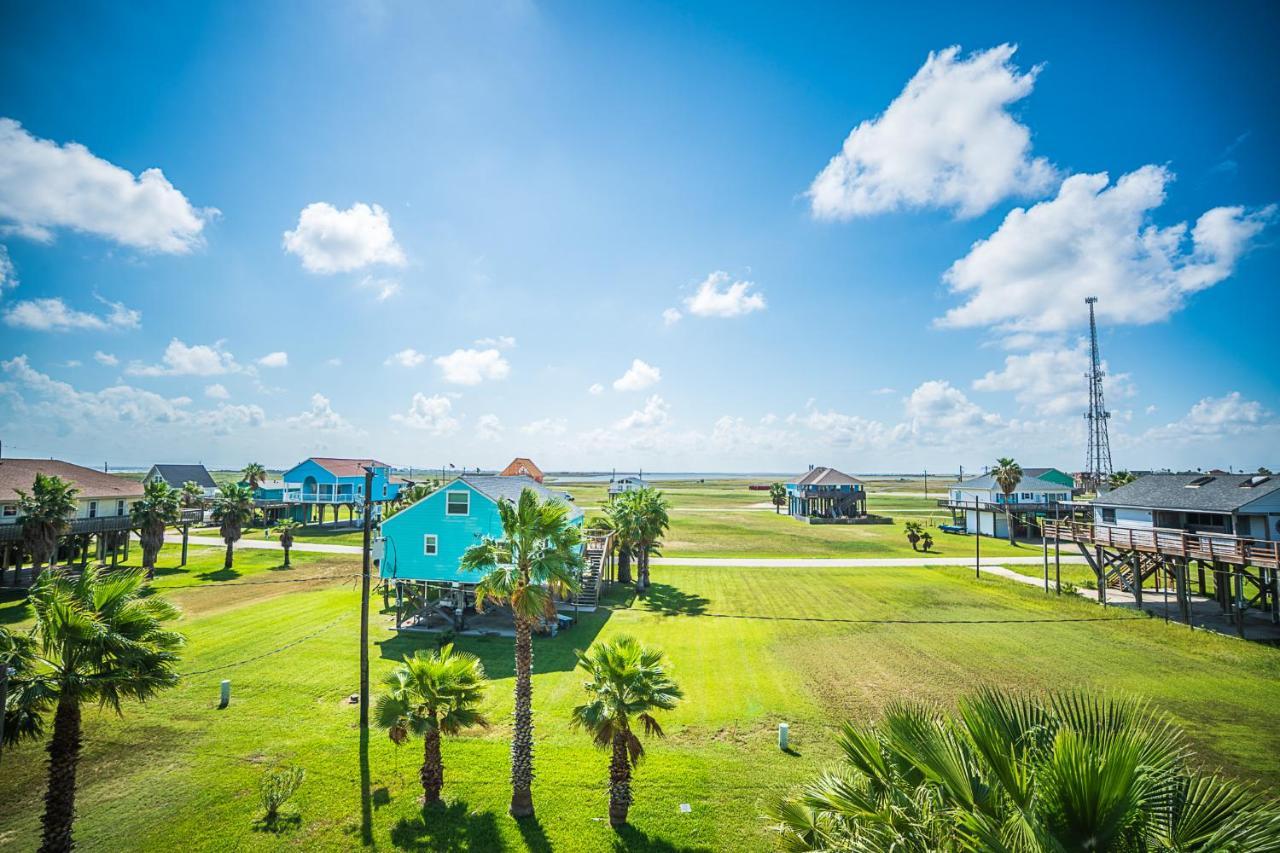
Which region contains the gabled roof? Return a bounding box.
[309,457,390,478]
[148,464,216,489]
[1021,467,1068,480]
[1093,473,1280,512]
[499,457,544,483]
[460,474,582,521]
[955,473,1070,493]
[0,458,145,502]
[794,466,862,487]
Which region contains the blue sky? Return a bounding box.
[1,0,1276,473]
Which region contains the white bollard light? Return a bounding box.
[778,722,789,751]
[219,679,231,709]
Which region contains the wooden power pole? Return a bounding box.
[359,467,374,730]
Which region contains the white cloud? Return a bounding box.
[286,392,352,431]
[791,407,903,449]
[0,245,16,290]
[386,348,427,368]
[64,360,81,368]
[93,351,118,366]
[940,166,1275,333]
[0,118,215,252]
[474,335,516,349]
[588,383,604,395]
[204,383,230,400]
[1142,392,1274,444]
[615,395,670,430]
[326,357,343,367]
[128,339,240,376]
[872,387,897,395]
[612,358,661,391]
[521,417,568,436]
[391,392,460,435]
[3,296,140,332]
[357,275,402,301]
[972,341,1134,416]
[662,307,683,326]
[257,351,288,368]
[282,202,406,274]
[809,45,1055,220]
[684,271,766,318]
[434,347,510,385]
[476,413,503,441]
[905,379,1002,434]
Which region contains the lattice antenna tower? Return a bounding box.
[1083,297,1113,490]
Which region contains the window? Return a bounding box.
[1186,476,1214,488]
[446,491,470,516]
[423,534,438,556]
[1186,512,1226,528]
[1021,492,1033,500]
[2,504,16,517]
[382,484,388,497]
[1238,517,1252,536]
[88,501,98,518]
[116,500,125,516]
[1100,507,1116,523]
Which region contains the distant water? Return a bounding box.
[545,472,939,483]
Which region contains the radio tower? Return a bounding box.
[1083,297,1113,491]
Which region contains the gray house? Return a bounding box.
[1091,473,1280,541]
[144,464,219,498]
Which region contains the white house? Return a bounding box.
[608,474,648,496]
[143,463,218,498]
[1,458,145,525]
[946,473,1072,538]
[1091,473,1280,541]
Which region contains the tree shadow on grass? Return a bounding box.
[389,800,505,852]
[195,566,242,582]
[515,814,551,853]
[637,583,709,617]
[611,824,714,852]
[253,813,302,835]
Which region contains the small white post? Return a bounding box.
[219,679,231,709]
[778,722,789,751]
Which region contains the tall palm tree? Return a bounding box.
[629,489,670,593]
[131,480,180,579]
[991,457,1023,545]
[375,645,489,805]
[241,462,267,491]
[1,626,53,756]
[767,688,1280,852]
[179,481,205,509]
[769,482,787,514]
[570,635,682,827]
[16,474,79,582]
[602,496,639,585]
[1109,469,1137,489]
[460,488,583,818]
[274,520,300,567]
[27,567,183,853]
[211,483,254,570]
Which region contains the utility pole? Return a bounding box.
[974,494,981,579]
[923,467,928,499]
[359,466,374,731]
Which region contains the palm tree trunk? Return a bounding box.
[510,614,535,817]
[283,546,291,568]
[637,546,649,592]
[421,723,443,804]
[608,731,632,826]
[39,694,82,853]
[1006,508,1015,545]
[224,540,234,570]
[617,548,632,585]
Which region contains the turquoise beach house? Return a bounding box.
[281,456,402,524]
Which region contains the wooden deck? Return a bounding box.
[1042,520,1279,569]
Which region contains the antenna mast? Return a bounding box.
[1083,297,1113,491]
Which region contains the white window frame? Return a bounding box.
[446,490,470,516]
[88,501,98,519]
[2,504,16,517]
[423,534,438,556]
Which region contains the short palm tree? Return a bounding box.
[627,489,670,592]
[570,635,682,826]
[767,688,1280,852]
[460,488,583,818]
[274,520,300,568]
[131,480,180,579]
[904,521,922,551]
[179,481,205,509]
[211,483,255,570]
[991,457,1023,545]
[1109,470,1137,489]
[919,531,934,553]
[375,645,489,804]
[769,482,787,514]
[241,462,267,491]
[27,567,183,853]
[16,474,79,582]
[602,496,639,584]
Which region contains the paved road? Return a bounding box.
[185,535,362,555]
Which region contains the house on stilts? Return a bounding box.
[280,457,402,525]
[785,466,867,521]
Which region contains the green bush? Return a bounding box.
[260,766,305,820]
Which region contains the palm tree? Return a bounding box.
[767,688,1280,852]
[629,489,670,593]
[179,480,205,509]
[919,531,933,553]
[991,457,1023,545]
[1,626,53,757]
[460,488,583,818]
[241,462,267,491]
[903,521,922,551]
[1109,469,1138,489]
[769,482,787,514]
[274,520,301,567]
[602,496,639,585]
[27,567,183,852]
[16,474,79,582]
[130,480,180,580]
[570,635,682,827]
[211,483,254,570]
[375,645,489,805]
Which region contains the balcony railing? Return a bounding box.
[1042,519,1280,569]
[283,490,359,504]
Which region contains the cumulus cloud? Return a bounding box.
[434,347,510,385]
[282,202,406,274]
[386,348,427,368]
[128,339,240,376]
[287,393,352,431]
[0,118,215,252]
[521,417,568,436]
[973,341,1134,416]
[93,351,118,366]
[684,271,765,318]
[257,351,288,368]
[808,45,1056,220]
[1143,392,1273,443]
[3,295,140,332]
[905,379,1003,434]
[662,307,682,326]
[940,166,1275,333]
[0,245,16,290]
[391,392,460,435]
[614,395,670,430]
[476,413,503,441]
[204,383,230,399]
[612,358,661,391]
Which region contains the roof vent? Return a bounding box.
[1241,475,1271,488]
[1186,476,1215,487]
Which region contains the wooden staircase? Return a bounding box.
[567,541,607,611]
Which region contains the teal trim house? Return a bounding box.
[785,466,866,520]
[281,457,401,524]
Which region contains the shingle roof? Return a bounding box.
[0,458,145,502]
[956,473,1070,493]
[499,457,544,482]
[461,474,583,521]
[310,457,390,477]
[794,466,862,487]
[1021,467,1067,480]
[148,464,216,489]
[1092,473,1280,512]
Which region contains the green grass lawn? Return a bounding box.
[3,542,1277,852]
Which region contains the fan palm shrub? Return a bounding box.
[1109,470,1137,489]
[26,567,183,853]
[375,645,489,804]
[16,474,79,582]
[241,462,267,490]
[131,480,179,579]
[274,520,300,567]
[767,687,1280,852]
[602,496,639,584]
[211,483,255,570]
[570,635,682,826]
[769,482,787,514]
[460,488,583,818]
[904,521,923,551]
[179,481,205,508]
[991,458,1023,544]
[627,489,670,592]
